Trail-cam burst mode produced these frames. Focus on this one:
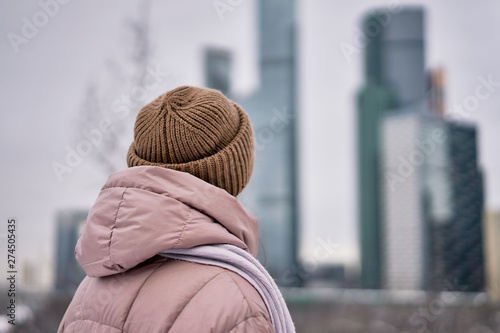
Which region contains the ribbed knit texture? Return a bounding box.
[127,86,254,196]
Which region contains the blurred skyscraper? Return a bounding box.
[381,111,485,291]
[357,7,485,291]
[204,48,232,95]
[357,7,425,289]
[484,211,500,302]
[225,0,299,286]
[381,112,441,290]
[430,122,484,291]
[55,209,87,292]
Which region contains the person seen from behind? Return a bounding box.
[58,86,295,332]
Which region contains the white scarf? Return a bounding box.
[159,244,295,333]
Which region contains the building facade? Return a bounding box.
[235,0,300,286]
[381,112,485,291]
[357,8,425,289]
[484,211,500,302]
[55,209,87,292]
[204,48,232,96]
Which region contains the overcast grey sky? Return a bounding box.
[1,0,499,288]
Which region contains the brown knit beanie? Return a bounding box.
[127,86,254,196]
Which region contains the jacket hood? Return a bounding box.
[75,166,258,278]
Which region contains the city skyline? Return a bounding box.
[1,0,500,290]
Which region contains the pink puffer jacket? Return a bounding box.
[58,166,274,332]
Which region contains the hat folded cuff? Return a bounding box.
[127,103,254,196]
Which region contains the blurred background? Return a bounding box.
[1,0,500,332]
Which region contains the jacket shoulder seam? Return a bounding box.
[66,319,122,332]
[224,271,252,311]
[121,260,165,331]
[170,270,226,328]
[227,315,273,332]
[224,271,273,329]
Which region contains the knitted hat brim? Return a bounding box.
[127,102,254,196]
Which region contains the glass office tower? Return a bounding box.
[357,8,425,289]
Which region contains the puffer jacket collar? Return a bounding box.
[75,166,258,278]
